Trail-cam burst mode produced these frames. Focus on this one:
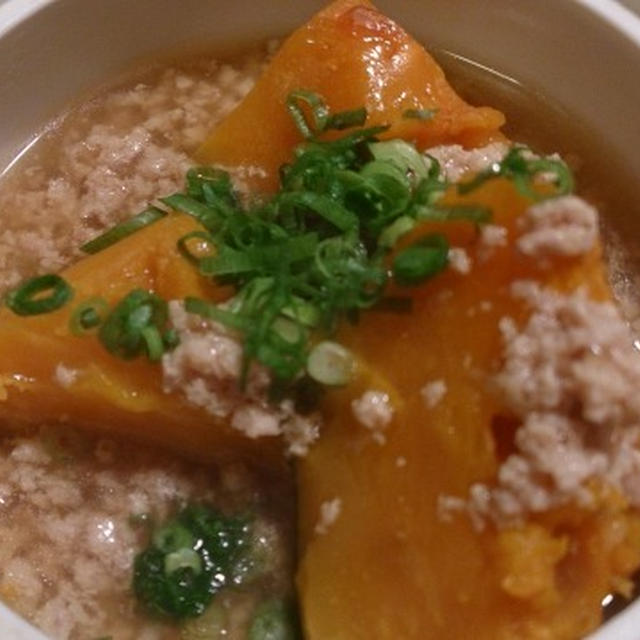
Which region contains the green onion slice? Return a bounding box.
[392,233,449,286]
[164,548,202,576]
[98,289,169,361]
[325,107,367,131]
[80,207,166,254]
[177,231,217,265]
[161,194,221,230]
[307,341,355,386]
[286,90,369,139]
[416,204,492,224]
[286,90,330,139]
[402,108,437,121]
[69,297,109,335]
[457,146,574,201]
[5,274,74,316]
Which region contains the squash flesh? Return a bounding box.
[0,214,281,464]
[196,0,505,192]
[297,180,640,639]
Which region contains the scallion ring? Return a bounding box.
[69,297,109,335]
[307,341,355,386]
[98,289,169,361]
[286,90,330,139]
[177,231,217,265]
[164,548,202,576]
[402,107,437,121]
[5,274,74,316]
[392,233,449,286]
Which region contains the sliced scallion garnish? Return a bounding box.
[177,231,217,265]
[457,145,574,200]
[325,106,367,131]
[80,206,166,255]
[5,274,73,316]
[286,90,330,139]
[392,233,449,286]
[307,341,354,386]
[98,289,170,361]
[160,194,221,230]
[157,90,493,387]
[402,107,437,121]
[69,297,109,335]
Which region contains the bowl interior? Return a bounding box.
[0,0,639,638]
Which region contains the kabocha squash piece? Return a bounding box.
[0,214,280,465]
[297,180,640,639]
[196,0,505,192]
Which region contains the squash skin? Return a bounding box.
[196,0,505,193]
[297,180,640,639]
[0,214,281,465]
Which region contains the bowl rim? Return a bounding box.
[2,0,640,44]
[0,1,639,639]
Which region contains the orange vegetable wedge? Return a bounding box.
[297,180,640,639]
[0,214,281,466]
[196,0,505,192]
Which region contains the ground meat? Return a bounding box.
[0,46,300,640]
[448,247,472,274]
[424,141,508,183]
[163,302,319,456]
[478,224,508,262]
[421,379,448,408]
[0,429,292,640]
[351,390,394,445]
[460,281,640,528]
[0,53,267,294]
[517,195,599,258]
[314,498,342,535]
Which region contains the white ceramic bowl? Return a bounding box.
[0,1,639,638]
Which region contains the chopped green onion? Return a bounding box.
[457,145,574,201]
[177,231,217,265]
[80,207,166,254]
[392,233,449,286]
[402,107,437,121]
[69,297,109,335]
[141,326,165,362]
[415,204,492,224]
[5,274,73,316]
[378,216,416,249]
[369,140,430,183]
[165,548,202,576]
[161,194,221,229]
[307,341,354,386]
[281,297,321,328]
[325,107,367,131]
[286,90,330,139]
[186,166,237,207]
[277,191,358,232]
[153,522,194,553]
[185,296,251,331]
[162,328,180,350]
[98,289,169,361]
[112,90,490,386]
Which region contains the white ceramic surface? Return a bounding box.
[0,1,639,638]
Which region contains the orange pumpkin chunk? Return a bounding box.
[197,0,505,192]
[0,214,280,465]
[296,181,640,639]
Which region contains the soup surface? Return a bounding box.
[0,12,639,640]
